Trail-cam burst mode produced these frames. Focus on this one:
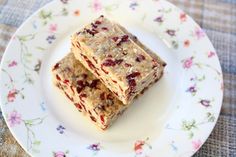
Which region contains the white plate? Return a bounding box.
[0,0,223,157]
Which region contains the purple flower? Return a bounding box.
[8,110,22,127]
[186,85,197,95]
[87,143,101,152]
[154,16,163,23]
[166,29,176,36]
[60,0,69,4]
[194,27,205,40]
[46,35,56,44]
[92,0,102,12]
[53,151,66,157]
[129,2,138,10]
[57,125,65,134]
[182,57,194,69]
[200,99,211,107]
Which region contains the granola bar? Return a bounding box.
[52,53,127,130]
[71,15,166,104]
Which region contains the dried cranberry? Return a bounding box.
[115,59,123,65]
[136,54,146,62]
[117,35,129,46]
[100,115,105,123]
[75,103,82,110]
[85,28,98,36]
[102,27,108,31]
[128,79,136,90]
[102,59,116,67]
[100,92,105,100]
[53,63,60,71]
[56,74,61,81]
[126,72,141,80]
[112,36,119,42]
[91,23,97,28]
[124,63,132,67]
[63,79,69,84]
[76,87,83,94]
[112,80,117,83]
[79,93,87,102]
[95,21,102,25]
[90,79,99,88]
[90,116,97,122]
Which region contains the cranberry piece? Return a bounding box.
[75,103,82,110]
[128,79,136,90]
[126,72,141,80]
[100,92,105,100]
[124,63,132,67]
[79,93,87,102]
[102,27,108,31]
[117,35,129,46]
[115,59,123,65]
[90,79,99,88]
[112,80,117,83]
[112,36,119,42]
[95,21,102,25]
[136,54,146,62]
[56,74,61,81]
[63,79,69,84]
[90,116,97,122]
[85,28,98,36]
[91,23,97,28]
[102,59,116,67]
[53,63,60,71]
[76,87,83,94]
[100,115,105,123]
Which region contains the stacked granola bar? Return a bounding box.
[52,15,166,130]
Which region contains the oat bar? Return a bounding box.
[52,53,127,130]
[72,15,166,104]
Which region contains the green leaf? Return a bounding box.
[33,140,41,146]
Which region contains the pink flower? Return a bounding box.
[49,24,57,33]
[180,13,187,22]
[192,140,202,151]
[8,110,22,127]
[134,140,145,154]
[54,151,66,157]
[7,89,18,102]
[208,51,216,58]
[194,27,205,40]
[92,0,102,12]
[183,57,194,69]
[8,61,17,67]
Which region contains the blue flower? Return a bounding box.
[129,2,138,10]
[57,125,65,134]
[46,35,56,44]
